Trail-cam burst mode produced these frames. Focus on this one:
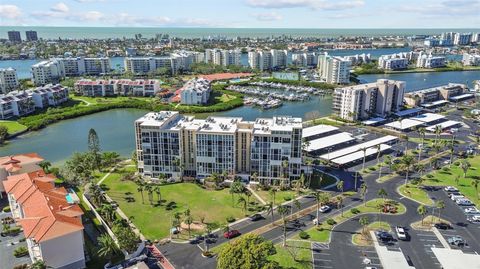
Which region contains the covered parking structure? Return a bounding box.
[362,117,386,126]
[394,108,423,118]
[421,100,449,109]
[384,118,424,132]
[431,248,480,269]
[411,113,446,125]
[449,93,475,102]
[304,132,355,155]
[302,124,339,141]
[426,120,462,132]
[330,144,392,166]
[319,135,399,161]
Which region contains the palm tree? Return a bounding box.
[455,175,460,186]
[245,190,252,207]
[336,180,344,194]
[375,144,382,166]
[359,216,369,238]
[471,178,480,200]
[30,260,50,269]
[136,181,145,204]
[384,155,393,171]
[434,125,442,144]
[312,191,321,227]
[417,205,428,226]
[360,183,368,206]
[282,159,290,183]
[154,185,162,204]
[145,184,154,205]
[97,234,120,263]
[400,154,415,186]
[237,196,247,215]
[460,160,471,178]
[404,136,409,155]
[173,212,182,235]
[436,200,445,222]
[184,209,193,237]
[266,202,275,225]
[293,199,301,216]
[277,205,289,247]
[336,196,344,217]
[361,147,368,171]
[418,127,426,146]
[100,203,115,223]
[269,188,278,205]
[305,159,313,188]
[38,160,52,173]
[377,188,387,202]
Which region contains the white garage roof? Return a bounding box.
[330,144,391,165]
[302,124,339,139]
[320,135,398,160]
[426,120,461,132]
[384,119,424,130]
[305,132,355,152]
[411,113,445,123]
[431,248,480,269]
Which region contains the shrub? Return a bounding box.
[283,196,292,201]
[350,208,360,214]
[13,264,29,269]
[316,226,324,231]
[426,174,434,179]
[226,216,235,223]
[368,167,376,171]
[2,206,10,212]
[326,218,336,225]
[299,231,310,239]
[13,246,28,257]
[442,167,450,172]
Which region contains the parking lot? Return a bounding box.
[0,209,31,269]
[311,242,334,269]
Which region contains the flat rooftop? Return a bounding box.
[411,113,445,123]
[362,117,386,126]
[421,100,449,108]
[449,93,474,101]
[305,132,355,153]
[320,135,398,161]
[426,120,461,132]
[431,248,480,269]
[331,144,391,165]
[394,108,422,117]
[302,124,339,139]
[384,119,424,130]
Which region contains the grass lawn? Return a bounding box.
[0,120,27,134]
[295,199,406,243]
[411,215,450,230]
[268,240,312,269]
[398,184,434,206]
[421,157,480,206]
[352,221,391,246]
[102,168,251,240]
[309,171,338,189]
[71,94,154,106]
[218,93,236,102]
[256,190,298,205]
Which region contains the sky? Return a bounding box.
[0,0,479,28]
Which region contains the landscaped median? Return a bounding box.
[352,221,391,246]
[397,184,435,206]
[295,198,406,243]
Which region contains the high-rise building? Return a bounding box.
[0,68,19,94]
[317,53,351,84]
[205,49,241,66]
[25,30,38,41]
[31,60,65,86]
[74,79,161,97]
[248,49,287,71]
[125,51,199,75]
[462,53,480,66]
[134,112,302,184]
[333,79,405,121]
[7,31,21,43]
[454,33,473,45]
[180,78,211,105]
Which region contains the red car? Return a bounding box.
[223,230,241,239]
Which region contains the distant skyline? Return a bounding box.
[0,0,479,29]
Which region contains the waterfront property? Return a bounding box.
[0,91,35,119]
[180,77,211,105]
[463,53,480,66]
[3,169,86,269]
[404,83,472,107]
[205,48,242,66]
[124,50,199,75]
[416,53,446,68]
[0,153,43,196]
[0,67,19,94]
[317,52,351,84]
[248,49,288,71]
[377,52,415,70]
[333,79,405,121]
[31,59,65,86]
[26,84,69,108]
[74,79,161,97]
[135,111,302,184]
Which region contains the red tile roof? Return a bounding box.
[4,170,83,242]
[0,153,43,172]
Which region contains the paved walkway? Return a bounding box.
[432,227,451,249]
[246,186,266,205]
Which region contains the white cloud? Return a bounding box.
[51,2,69,13]
[245,0,364,10]
[251,12,283,21]
[0,4,22,19]
[77,11,105,21]
[398,0,480,17]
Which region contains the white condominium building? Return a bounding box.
[454,33,473,45]
[0,67,19,94]
[291,52,318,67]
[125,51,200,75]
[31,60,65,86]
[61,57,111,76]
[377,52,414,70]
[134,112,303,184]
[26,84,69,108]
[205,49,241,66]
[248,49,287,71]
[463,53,480,66]
[416,53,446,68]
[0,91,35,119]
[333,79,405,121]
[74,79,161,97]
[343,53,371,66]
[180,77,211,105]
[317,53,351,84]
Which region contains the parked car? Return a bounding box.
[376,231,394,242]
[319,205,331,213]
[444,186,459,192]
[450,194,465,201]
[464,207,480,214]
[448,236,466,246]
[467,215,480,223]
[434,222,452,230]
[395,226,408,241]
[443,160,451,165]
[223,230,241,239]
[249,213,263,221]
[456,199,474,206]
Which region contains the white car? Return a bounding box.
[395,226,407,240]
[319,205,331,213]
[443,160,451,165]
[456,199,474,206]
[467,215,480,223]
[450,194,465,201]
[464,207,480,214]
[444,186,459,192]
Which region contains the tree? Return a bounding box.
[266,202,275,225]
[145,184,154,205]
[30,260,50,269]
[336,180,344,194]
[172,212,182,236]
[377,188,387,202]
[269,188,278,205]
[61,152,95,185]
[436,200,445,222]
[88,128,101,169]
[112,224,139,253]
[38,160,52,173]
[230,181,245,206]
[154,185,162,204]
[97,234,120,263]
[277,205,289,247]
[384,155,393,171]
[400,154,415,186]
[359,216,370,238]
[336,196,344,217]
[472,178,480,200]
[460,160,471,178]
[0,125,8,144]
[100,203,115,223]
[360,183,368,206]
[238,196,247,215]
[184,208,193,238]
[217,234,277,269]
[135,181,145,204]
[417,205,428,226]
[131,150,138,166]
[312,191,321,226]
[101,152,120,168]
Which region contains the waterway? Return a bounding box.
[1,70,479,164]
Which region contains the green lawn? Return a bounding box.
[102,168,252,240]
[71,94,155,106]
[0,120,27,134]
[268,241,312,269]
[398,184,434,206]
[295,199,406,242]
[256,190,298,205]
[422,157,480,206]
